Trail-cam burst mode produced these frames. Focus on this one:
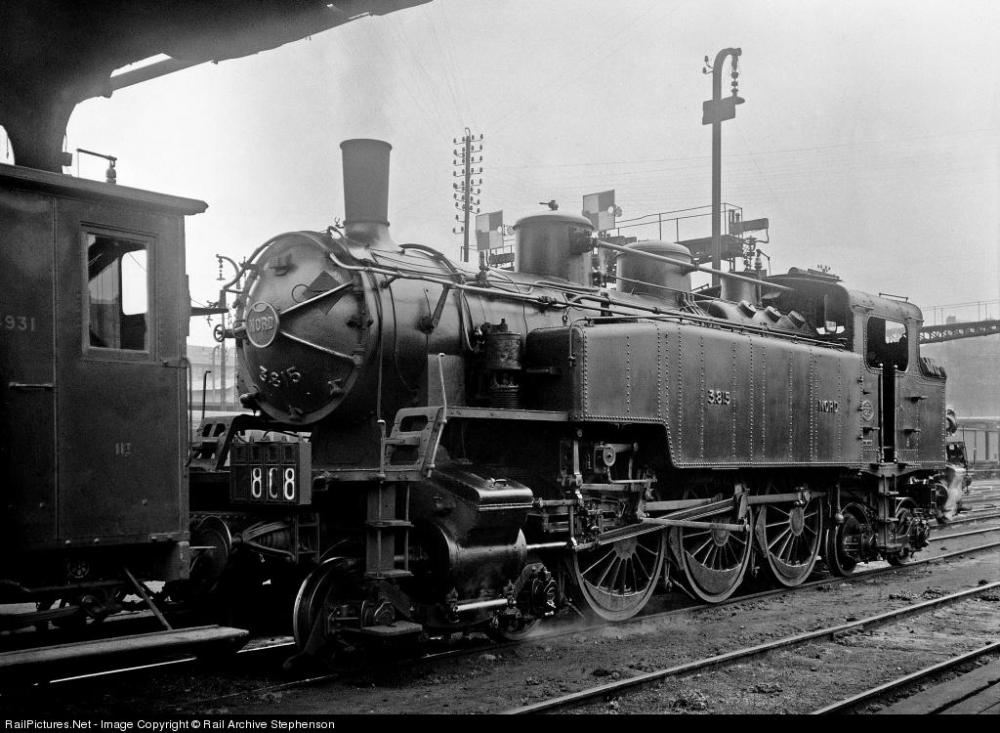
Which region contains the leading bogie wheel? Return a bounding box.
[292,557,350,653]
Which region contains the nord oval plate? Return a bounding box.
[246,301,280,348]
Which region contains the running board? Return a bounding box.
[0,625,249,684]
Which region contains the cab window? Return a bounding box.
[866,317,908,370]
[86,232,149,351]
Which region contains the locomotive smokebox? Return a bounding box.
[341,138,393,248]
[514,212,595,285]
[617,241,693,303]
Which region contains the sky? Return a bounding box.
[13,0,998,345]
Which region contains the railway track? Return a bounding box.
[946,509,1000,526]
[932,524,1000,542]
[812,641,1000,714]
[18,518,1000,690]
[162,534,1000,714]
[39,634,295,685]
[10,518,1000,713]
[503,578,1000,714]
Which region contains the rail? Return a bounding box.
[504,576,1000,714]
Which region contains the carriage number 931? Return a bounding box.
[706,389,732,405]
[3,314,37,332]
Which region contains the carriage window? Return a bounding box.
[86,233,149,351]
[866,317,908,370]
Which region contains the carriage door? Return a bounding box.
[55,211,186,545]
[0,189,57,551]
[865,317,908,463]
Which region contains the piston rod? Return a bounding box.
[525,541,572,551]
[452,598,510,613]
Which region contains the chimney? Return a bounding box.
[340,138,394,248]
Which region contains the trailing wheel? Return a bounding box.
[669,487,752,603]
[887,498,917,566]
[754,484,824,587]
[825,504,869,577]
[569,530,666,622]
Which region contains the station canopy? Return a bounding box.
[0,0,429,172]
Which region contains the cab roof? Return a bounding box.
[767,267,924,324]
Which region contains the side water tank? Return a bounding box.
[617,240,693,303]
[514,212,594,284]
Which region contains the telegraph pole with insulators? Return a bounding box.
[452,128,484,263]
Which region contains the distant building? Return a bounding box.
[923,336,1000,418]
[188,343,238,411]
[952,416,1000,468]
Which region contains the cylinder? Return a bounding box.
[617,241,692,302]
[514,212,594,284]
[420,523,528,599]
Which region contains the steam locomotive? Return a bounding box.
[193,139,951,656]
[0,139,953,666]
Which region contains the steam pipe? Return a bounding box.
[215,254,242,411]
[317,235,828,345]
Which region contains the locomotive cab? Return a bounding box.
[766,267,946,468]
